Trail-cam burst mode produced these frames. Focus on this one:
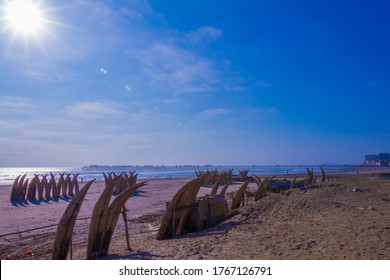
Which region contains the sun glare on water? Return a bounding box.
[2,0,46,36]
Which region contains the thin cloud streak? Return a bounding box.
[197,108,233,117]
[184,26,223,45]
[0,96,34,113]
[134,42,221,93]
[65,100,126,118]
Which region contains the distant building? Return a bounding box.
[379,153,390,167]
[365,154,379,162]
[379,153,390,161]
[365,153,389,166]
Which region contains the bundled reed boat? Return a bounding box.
[270,178,307,189]
[372,173,390,180]
[157,175,232,240]
[189,194,229,232]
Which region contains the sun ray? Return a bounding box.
[1,0,58,49]
[0,1,57,59]
[0,0,98,84]
[2,0,45,35]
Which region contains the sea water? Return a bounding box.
[0,165,361,185]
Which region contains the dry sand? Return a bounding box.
[1,170,390,260]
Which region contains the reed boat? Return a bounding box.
[270,178,307,189]
[231,175,241,182]
[372,172,390,180]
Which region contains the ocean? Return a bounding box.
[0,164,363,185]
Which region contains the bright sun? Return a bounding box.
[4,0,45,35]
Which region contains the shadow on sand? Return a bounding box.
[11,196,73,207]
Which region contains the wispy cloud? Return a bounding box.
[0,117,83,145]
[184,26,223,45]
[130,109,154,120]
[224,85,250,92]
[119,0,165,23]
[134,42,220,93]
[163,98,181,104]
[120,7,144,21]
[196,108,233,117]
[248,106,278,114]
[65,100,125,118]
[0,96,34,113]
[255,80,271,87]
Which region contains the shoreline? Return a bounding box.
[1,166,388,187]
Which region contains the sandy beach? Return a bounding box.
[1,169,390,260]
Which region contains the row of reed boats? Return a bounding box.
[9,167,327,259]
[157,167,326,240]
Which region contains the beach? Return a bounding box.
[1,170,389,260]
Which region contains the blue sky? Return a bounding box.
[0,0,389,167]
